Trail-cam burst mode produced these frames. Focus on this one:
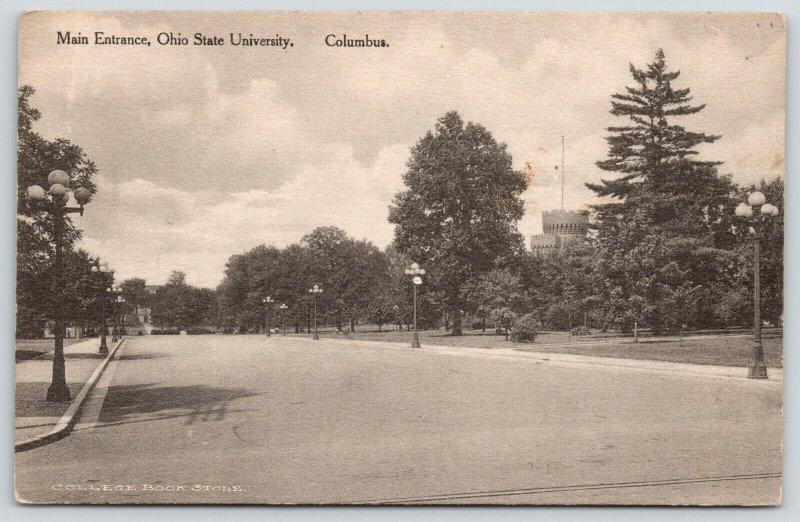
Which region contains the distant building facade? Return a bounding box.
[530,209,590,255]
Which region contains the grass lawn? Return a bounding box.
[305,327,783,368]
[15,338,79,362]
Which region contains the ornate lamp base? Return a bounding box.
[749,344,768,379]
[45,381,71,402]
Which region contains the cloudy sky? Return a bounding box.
[19,11,785,287]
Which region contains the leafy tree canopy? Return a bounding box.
[389,111,526,334]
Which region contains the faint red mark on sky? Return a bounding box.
[770,151,785,170]
[524,161,535,187]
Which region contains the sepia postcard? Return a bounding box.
[14,11,784,505]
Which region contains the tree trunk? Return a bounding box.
[350,317,355,333]
[451,302,463,336]
[482,316,486,332]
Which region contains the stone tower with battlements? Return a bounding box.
[529,137,589,255]
[530,209,589,255]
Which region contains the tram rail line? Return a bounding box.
[352,472,782,504]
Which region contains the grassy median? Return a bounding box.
[302,327,783,368]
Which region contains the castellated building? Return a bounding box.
[530,209,590,255]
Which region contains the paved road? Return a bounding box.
[15,335,782,505]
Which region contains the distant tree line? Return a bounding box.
[149,271,217,330]
[215,227,440,333]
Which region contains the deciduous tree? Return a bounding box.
[389,111,526,335]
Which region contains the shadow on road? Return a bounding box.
[23,352,106,361]
[63,353,107,360]
[116,352,170,361]
[15,350,47,362]
[98,384,263,426]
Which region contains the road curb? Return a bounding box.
[15,338,126,453]
[279,335,782,383]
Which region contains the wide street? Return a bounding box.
[15,335,782,505]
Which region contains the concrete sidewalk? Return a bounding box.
[14,338,108,443]
[285,335,783,384]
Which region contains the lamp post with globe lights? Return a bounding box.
[308,285,323,340]
[90,260,111,353]
[404,263,426,348]
[115,294,126,340]
[109,286,123,342]
[735,190,780,379]
[262,296,274,337]
[105,287,113,341]
[279,303,288,335]
[25,169,93,402]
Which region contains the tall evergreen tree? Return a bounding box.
[587,50,738,333]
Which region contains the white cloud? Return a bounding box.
[19,11,785,286]
[77,143,408,287]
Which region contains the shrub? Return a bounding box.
[186,327,215,335]
[489,307,517,340]
[511,313,540,343]
[150,329,179,335]
[571,326,590,336]
[471,319,484,330]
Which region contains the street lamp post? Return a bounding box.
[111,287,118,342]
[110,287,124,342]
[117,295,126,338]
[262,296,274,337]
[106,286,114,342]
[91,260,110,354]
[404,263,426,348]
[308,285,323,340]
[279,303,288,335]
[735,191,779,379]
[26,170,92,402]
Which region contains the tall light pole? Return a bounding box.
[117,295,126,338]
[279,303,288,335]
[404,263,425,348]
[308,284,323,340]
[25,170,92,402]
[262,296,274,337]
[110,286,123,342]
[91,260,111,354]
[111,287,118,342]
[735,191,779,379]
[106,286,114,342]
